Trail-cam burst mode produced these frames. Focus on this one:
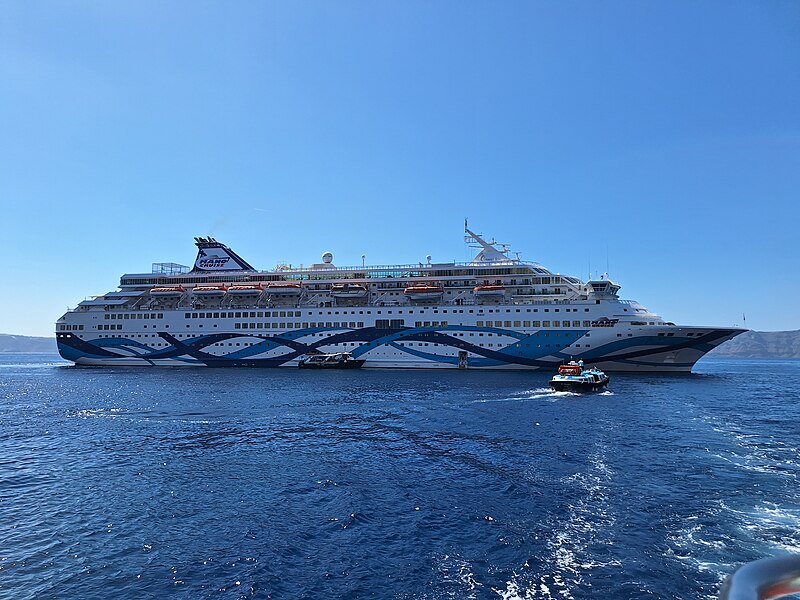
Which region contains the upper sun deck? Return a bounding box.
[119,226,576,288]
[71,227,630,315]
[119,260,564,287]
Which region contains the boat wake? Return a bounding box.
[664,411,800,598]
[431,553,483,599]
[699,413,800,479]
[476,387,615,403]
[474,388,582,404]
[665,498,800,600]
[69,407,125,419]
[492,443,620,599]
[0,361,70,369]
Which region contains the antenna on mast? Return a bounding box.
[464,220,515,264]
[588,251,591,283]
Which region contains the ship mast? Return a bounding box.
[464,219,514,264]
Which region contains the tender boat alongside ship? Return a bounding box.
[549,361,610,392]
[55,224,746,370]
[298,352,364,369]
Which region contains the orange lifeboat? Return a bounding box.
[226,284,264,295]
[192,284,228,297]
[265,282,302,295]
[473,284,505,297]
[149,285,185,298]
[404,283,444,301]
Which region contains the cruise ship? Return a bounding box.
[55,225,745,371]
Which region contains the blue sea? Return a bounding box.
[1,355,799,599]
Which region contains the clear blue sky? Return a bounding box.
[1,1,798,336]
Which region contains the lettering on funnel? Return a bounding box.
[197,256,231,269]
[195,249,233,270]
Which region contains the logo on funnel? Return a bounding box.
[197,255,231,269]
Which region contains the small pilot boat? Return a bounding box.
[298,352,365,369]
[549,360,609,392]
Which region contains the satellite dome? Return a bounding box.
[322,252,333,264]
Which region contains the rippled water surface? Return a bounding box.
[1,354,799,599]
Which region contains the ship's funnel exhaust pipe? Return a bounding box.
[191,238,256,272]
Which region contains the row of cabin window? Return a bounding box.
[478,307,588,313]
[473,320,590,328]
[232,319,428,329]
[183,307,595,319]
[104,306,596,323]
[186,310,303,319]
[229,319,592,331]
[90,320,594,332]
[235,321,366,330]
[58,324,85,331]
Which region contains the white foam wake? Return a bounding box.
[493,442,620,599]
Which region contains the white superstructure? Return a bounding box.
[55,225,745,371]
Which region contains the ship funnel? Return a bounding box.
[190,238,256,272]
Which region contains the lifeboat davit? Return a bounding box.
[404,284,444,301]
[265,282,302,295]
[192,285,227,297]
[473,285,505,297]
[330,282,368,299]
[226,284,264,295]
[149,285,185,298]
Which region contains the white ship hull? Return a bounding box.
[56,304,743,372]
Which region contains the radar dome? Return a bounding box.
[322,252,333,264]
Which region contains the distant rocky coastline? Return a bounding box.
[0,334,57,353]
[1,330,798,359]
[707,329,800,360]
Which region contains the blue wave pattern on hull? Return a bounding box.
[57,326,735,368]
